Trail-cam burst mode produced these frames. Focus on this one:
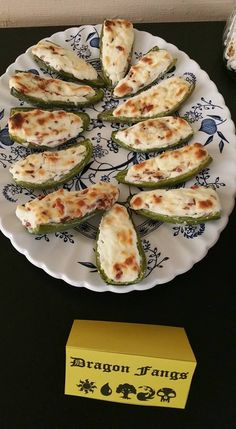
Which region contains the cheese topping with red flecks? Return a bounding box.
[125,143,209,184]
[114,49,174,97]
[101,19,134,86]
[130,187,221,218]
[113,76,191,118]
[115,116,192,151]
[10,144,87,184]
[9,72,95,104]
[16,183,119,232]
[9,109,83,147]
[97,204,141,283]
[32,40,98,81]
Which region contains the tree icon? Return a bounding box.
[116,383,137,399]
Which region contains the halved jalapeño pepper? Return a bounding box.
[111,116,193,153]
[116,143,212,188]
[96,204,146,285]
[10,139,93,190]
[100,19,134,87]
[8,107,89,150]
[9,71,104,109]
[16,182,119,234]
[98,76,195,124]
[113,46,177,98]
[31,40,105,87]
[129,187,221,225]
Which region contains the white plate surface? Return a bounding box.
[0,24,235,293]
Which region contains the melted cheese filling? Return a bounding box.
[115,116,192,150]
[10,144,87,184]
[97,204,141,283]
[130,187,221,218]
[113,76,191,118]
[113,49,174,97]
[126,143,209,183]
[102,19,134,86]
[9,109,83,147]
[16,183,119,231]
[32,40,98,80]
[9,72,95,104]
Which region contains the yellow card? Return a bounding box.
[65,320,196,408]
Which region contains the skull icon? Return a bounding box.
[157,387,176,402]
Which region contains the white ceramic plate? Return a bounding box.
[0,24,236,293]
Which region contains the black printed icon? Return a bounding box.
[116,383,137,399]
[137,386,155,401]
[100,382,112,396]
[77,379,97,394]
[157,387,176,402]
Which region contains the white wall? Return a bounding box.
[0,0,234,27]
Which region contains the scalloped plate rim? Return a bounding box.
[0,24,235,293]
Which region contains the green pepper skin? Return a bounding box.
[97,82,195,124]
[113,46,177,99]
[96,206,146,285]
[129,206,221,225]
[115,154,212,188]
[32,55,105,88]
[10,82,104,109]
[111,127,194,153]
[11,139,93,190]
[9,107,90,150]
[29,208,107,235]
[99,22,134,88]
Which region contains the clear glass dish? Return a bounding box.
[223,6,236,79]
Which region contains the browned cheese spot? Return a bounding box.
[141,56,153,65]
[173,152,180,158]
[38,168,45,176]
[117,83,132,95]
[10,113,25,129]
[37,78,50,91]
[198,199,213,209]
[142,104,154,113]
[18,83,30,94]
[53,198,65,216]
[37,117,46,126]
[77,200,86,207]
[134,161,146,170]
[172,166,182,172]
[132,196,142,207]
[195,147,207,159]
[115,205,125,214]
[227,42,235,58]
[176,86,186,97]
[116,45,125,51]
[123,20,132,28]
[89,190,98,198]
[117,230,128,244]
[178,117,188,125]
[124,255,139,271]
[104,20,115,31]
[61,216,71,222]
[152,195,162,204]
[76,208,82,217]
[113,262,123,280]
